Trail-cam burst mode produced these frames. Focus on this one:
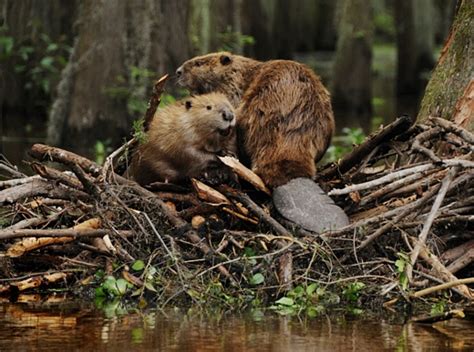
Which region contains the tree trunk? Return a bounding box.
[0,0,78,109]
[395,0,436,95]
[47,0,191,153]
[242,0,276,59]
[417,0,474,132]
[331,0,373,131]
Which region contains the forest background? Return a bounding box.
[0,0,460,167]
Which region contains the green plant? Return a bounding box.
[395,252,410,290]
[105,66,157,118]
[430,300,447,316]
[343,282,365,303]
[217,27,255,52]
[0,27,72,104]
[325,127,366,163]
[94,139,112,165]
[374,13,396,42]
[132,119,147,144]
[95,275,133,298]
[270,283,326,317]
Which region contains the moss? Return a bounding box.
[417,1,474,127]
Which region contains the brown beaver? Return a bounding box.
[176,52,335,188]
[127,92,236,186]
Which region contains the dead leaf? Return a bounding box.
[218,156,271,195]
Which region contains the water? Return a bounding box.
[1,301,473,351]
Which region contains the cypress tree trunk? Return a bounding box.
[395,0,437,95]
[417,0,474,131]
[46,0,192,153]
[332,0,373,130]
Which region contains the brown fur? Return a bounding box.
[176,52,335,188]
[127,93,236,185]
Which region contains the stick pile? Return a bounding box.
[0,85,472,309]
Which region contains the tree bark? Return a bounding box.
[331,0,373,130]
[0,0,78,108]
[46,0,192,153]
[417,0,474,132]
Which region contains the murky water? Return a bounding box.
[1,301,473,351]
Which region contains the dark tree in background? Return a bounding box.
[332,0,373,131]
[47,0,191,151]
[395,0,437,95]
[0,0,77,112]
[417,0,474,132]
[0,0,462,159]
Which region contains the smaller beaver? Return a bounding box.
[127,93,236,186]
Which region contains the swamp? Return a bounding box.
[0,0,473,350]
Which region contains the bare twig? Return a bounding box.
[407,167,458,282]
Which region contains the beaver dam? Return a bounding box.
[0,77,473,320]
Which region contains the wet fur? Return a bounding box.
[127,93,236,185]
[177,52,335,188]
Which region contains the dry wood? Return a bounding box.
[191,179,231,205]
[29,144,101,176]
[0,178,89,204]
[407,167,458,282]
[318,115,413,180]
[218,156,271,194]
[143,74,169,132]
[0,175,41,189]
[411,237,473,300]
[329,159,474,196]
[30,162,83,189]
[446,248,474,274]
[431,116,474,145]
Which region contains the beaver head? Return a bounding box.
[183,93,236,152]
[176,52,261,107]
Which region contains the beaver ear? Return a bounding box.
[185,100,192,110]
[220,54,232,65]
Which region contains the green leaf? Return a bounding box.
[395,258,405,273]
[40,56,54,68]
[307,306,320,318]
[249,273,264,286]
[46,43,59,52]
[115,278,130,295]
[131,260,145,271]
[306,283,318,296]
[288,285,304,298]
[275,297,294,306]
[144,282,157,293]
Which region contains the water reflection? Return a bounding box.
[0,300,473,351]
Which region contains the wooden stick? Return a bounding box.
[29,144,101,176]
[0,175,41,189]
[0,228,110,240]
[143,74,169,132]
[410,236,473,299]
[318,115,413,180]
[30,162,83,189]
[412,277,474,298]
[431,116,474,145]
[407,167,458,282]
[0,178,89,204]
[329,159,474,196]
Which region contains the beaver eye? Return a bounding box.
[206,105,212,110]
[195,61,202,67]
[220,55,231,65]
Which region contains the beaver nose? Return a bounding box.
[222,111,234,122]
[176,66,183,76]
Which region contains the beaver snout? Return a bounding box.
[176,66,183,76]
[222,110,234,122]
